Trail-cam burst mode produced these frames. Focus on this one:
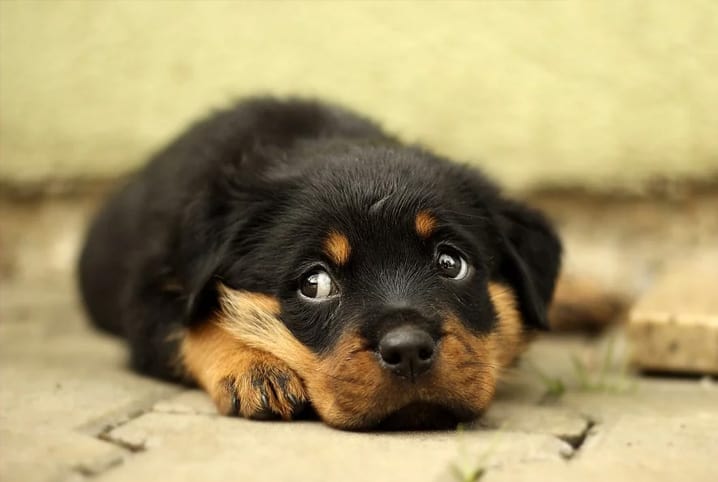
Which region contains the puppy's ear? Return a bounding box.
[183,250,228,324]
[179,199,232,324]
[493,200,562,329]
[179,174,290,324]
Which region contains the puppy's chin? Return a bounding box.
[371,402,478,431]
[294,399,479,431]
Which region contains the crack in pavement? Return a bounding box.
[98,427,148,453]
[72,412,150,478]
[71,396,176,478]
[73,453,126,479]
[72,391,222,478]
[557,416,597,459]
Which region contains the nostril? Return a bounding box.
[381,348,402,366]
[418,346,434,361]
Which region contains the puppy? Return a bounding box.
[78,98,561,430]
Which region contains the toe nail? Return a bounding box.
[230,393,240,416]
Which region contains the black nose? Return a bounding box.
[378,326,436,380]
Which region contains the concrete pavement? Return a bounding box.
[2,281,716,482]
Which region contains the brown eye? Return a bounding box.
[437,250,470,280]
[299,270,338,300]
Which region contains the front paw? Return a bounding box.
[214,352,308,420]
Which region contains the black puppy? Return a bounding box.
[79,98,561,430]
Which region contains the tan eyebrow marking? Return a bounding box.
[323,230,351,266]
[415,210,438,239]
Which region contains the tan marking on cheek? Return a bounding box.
[487,281,528,367]
[323,230,352,266]
[433,318,497,411]
[415,210,438,239]
[433,287,528,414]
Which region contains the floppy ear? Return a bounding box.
[177,183,262,324]
[179,173,292,324]
[179,201,273,323]
[493,200,562,330]
[178,197,233,324]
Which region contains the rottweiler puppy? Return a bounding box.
[78,98,561,430]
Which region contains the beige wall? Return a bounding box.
[1,0,717,190]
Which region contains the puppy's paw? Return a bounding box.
[213,352,308,420]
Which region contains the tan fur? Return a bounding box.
[323,230,351,266]
[415,210,438,239]
[487,281,528,366]
[181,293,308,420]
[215,286,317,371]
[197,282,526,428]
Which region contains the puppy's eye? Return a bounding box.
[299,270,338,300]
[436,250,470,280]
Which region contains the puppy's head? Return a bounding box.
[190,144,561,429]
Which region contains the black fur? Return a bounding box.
[78,97,561,381]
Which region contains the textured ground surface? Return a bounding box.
[2,280,717,482]
[2,192,718,482]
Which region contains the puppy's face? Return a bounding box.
[208,146,561,429]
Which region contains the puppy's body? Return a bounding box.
[79,98,561,429]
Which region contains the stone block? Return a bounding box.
[629,258,718,374]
